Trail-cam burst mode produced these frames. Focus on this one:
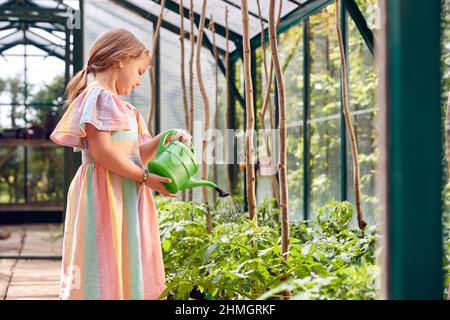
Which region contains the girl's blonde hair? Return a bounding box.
[65,28,149,106]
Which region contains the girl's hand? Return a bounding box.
[145,173,177,197]
[170,129,192,146]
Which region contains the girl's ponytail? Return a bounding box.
[65,64,90,108]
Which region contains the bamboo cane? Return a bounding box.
[147,0,166,134]
[188,0,195,201]
[225,6,232,194]
[269,0,290,300]
[179,0,188,201]
[240,0,257,222]
[336,0,367,231]
[210,17,219,205]
[196,0,212,233]
[256,0,281,206]
[180,0,189,133]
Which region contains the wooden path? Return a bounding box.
[0,224,62,300]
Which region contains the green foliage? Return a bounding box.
[157,197,377,300]
[158,197,284,299]
[0,77,6,94]
[29,74,65,124]
[256,197,280,228]
[0,74,65,205]
[258,263,378,300]
[316,199,353,234]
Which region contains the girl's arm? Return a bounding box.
[139,130,192,165]
[85,124,176,197]
[139,132,164,166]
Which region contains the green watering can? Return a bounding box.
[147,129,230,197]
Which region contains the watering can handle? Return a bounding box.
[156,129,194,156]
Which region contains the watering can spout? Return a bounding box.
[183,177,218,190]
[183,178,231,197]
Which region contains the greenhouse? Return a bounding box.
[0,0,447,301]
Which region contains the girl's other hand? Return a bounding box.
[145,173,177,197]
[170,129,192,146]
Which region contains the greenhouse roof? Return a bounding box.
[0,27,65,59]
[112,0,334,57]
[0,0,336,59]
[0,0,75,60]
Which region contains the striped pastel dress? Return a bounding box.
[50,84,166,300]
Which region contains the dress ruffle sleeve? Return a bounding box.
[50,87,131,151]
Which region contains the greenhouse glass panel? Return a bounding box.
[84,0,153,118]
[126,0,192,34]
[180,0,260,38]
[346,0,378,226]
[0,148,25,204]
[233,58,244,205]
[223,0,299,23]
[159,27,219,202]
[213,66,227,203]
[280,23,304,222]
[29,0,70,9]
[255,43,276,209]
[27,147,64,203]
[308,4,341,219]
[127,0,234,52]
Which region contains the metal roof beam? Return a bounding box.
[112,0,226,55]
[0,27,65,47]
[343,0,375,56]
[0,40,65,60]
[0,27,65,57]
[0,22,64,43]
[0,22,18,31]
[287,0,305,6]
[0,21,66,41]
[149,0,242,42]
[0,0,16,8]
[0,6,69,23]
[0,0,69,12]
[221,0,268,24]
[230,0,334,61]
[13,0,71,10]
[28,25,66,42]
[33,21,66,32]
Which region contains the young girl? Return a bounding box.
[50,28,191,300]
